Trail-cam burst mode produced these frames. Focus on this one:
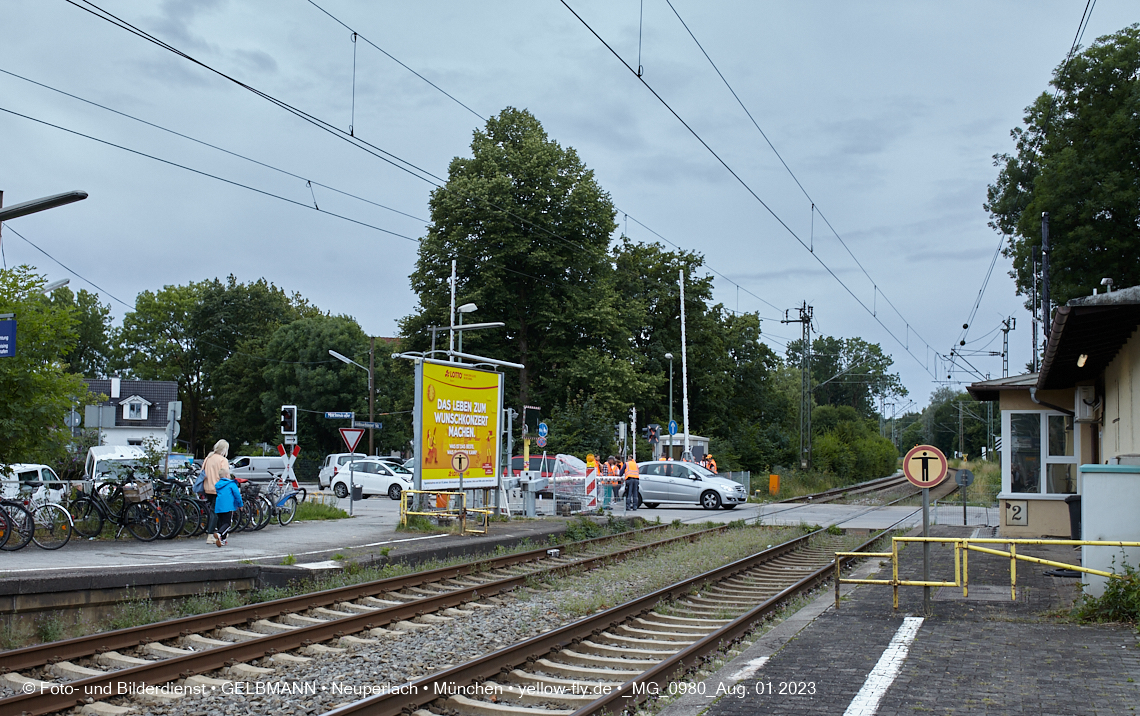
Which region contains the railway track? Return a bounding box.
[0,522,738,715]
[320,527,890,716]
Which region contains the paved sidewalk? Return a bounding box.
[665,525,1140,716]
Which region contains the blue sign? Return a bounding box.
[537,422,549,438]
[356,421,383,429]
[325,411,353,419]
[535,435,547,448]
[668,420,678,436]
[0,319,15,358]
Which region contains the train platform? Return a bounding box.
[662,524,1140,716]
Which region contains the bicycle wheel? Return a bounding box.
[0,502,35,551]
[253,495,273,531]
[156,500,184,540]
[31,504,73,550]
[179,498,204,537]
[124,502,162,542]
[277,495,299,526]
[236,503,253,532]
[69,496,105,538]
[0,508,11,548]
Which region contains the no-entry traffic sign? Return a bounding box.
[339,427,366,452]
[902,444,948,488]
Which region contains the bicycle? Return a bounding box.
[23,481,74,550]
[158,475,207,537]
[0,497,33,551]
[69,476,164,542]
[263,470,307,526]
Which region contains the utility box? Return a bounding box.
[1079,464,1140,597]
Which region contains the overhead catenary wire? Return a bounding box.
[559,0,935,378]
[0,223,342,365]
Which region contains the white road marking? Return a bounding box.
[0,533,450,573]
[728,656,769,681]
[843,616,924,716]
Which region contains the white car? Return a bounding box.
[1,463,64,499]
[331,459,413,500]
[318,452,368,488]
[635,461,748,510]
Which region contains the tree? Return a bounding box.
[0,267,88,465]
[50,286,112,377]
[787,336,907,418]
[986,24,1140,306]
[402,108,633,421]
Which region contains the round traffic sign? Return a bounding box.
[955,468,975,487]
[65,410,81,428]
[902,445,948,488]
[537,422,549,438]
[668,420,678,436]
[451,451,470,473]
[535,436,547,448]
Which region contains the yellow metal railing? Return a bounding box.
[399,489,492,534]
[836,537,1140,609]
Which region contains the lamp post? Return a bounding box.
[457,303,477,354]
[665,352,673,459]
[329,348,373,454]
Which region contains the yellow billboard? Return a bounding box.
[418,360,501,488]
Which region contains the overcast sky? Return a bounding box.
[1,1,1134,407]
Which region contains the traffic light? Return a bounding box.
[280,405,297,435]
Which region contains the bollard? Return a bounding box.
[769,473,780,495]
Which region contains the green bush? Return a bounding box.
[1073,560,1140,625]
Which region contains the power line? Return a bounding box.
[0,223,341,365]
[559,0,936,378]
[660,0,937,362]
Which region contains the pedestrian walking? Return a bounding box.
[603,455,620,509]
[201,440,231,546]
[210,476,243,547]
[624,456,640,511]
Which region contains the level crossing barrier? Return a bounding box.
[399,489,491,534]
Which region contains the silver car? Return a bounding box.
[635,461,747,510]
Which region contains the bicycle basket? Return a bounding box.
[240,482,261,498]
[123,481,154,503]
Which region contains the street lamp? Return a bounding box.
[0,191,88,222]
[457,303,477,354]
[329,347,375,454]
[664,352,673,459]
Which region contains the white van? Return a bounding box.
[85,445,147,481]
[318,453,367,488]
[229,455,286,482]
[1,463,64,499]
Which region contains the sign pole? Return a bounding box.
[963,475,968,526]
[922,485,931,616]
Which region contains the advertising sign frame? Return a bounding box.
[413,358,502,491]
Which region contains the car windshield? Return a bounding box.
[99,460,140,478]
[391,464,411,474]
[686,462,717,478]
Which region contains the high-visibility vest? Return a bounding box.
[707,458,718,474]
[625,460,639,478]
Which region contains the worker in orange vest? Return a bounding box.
[705,454,718,474]
[623,455,640,511]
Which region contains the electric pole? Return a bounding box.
[783,303,813,470]
[1000,317,1015,378]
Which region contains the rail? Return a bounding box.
[835,536,1140,608]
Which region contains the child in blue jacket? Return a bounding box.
[211,478,243,547]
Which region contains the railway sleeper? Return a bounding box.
[593,631,683,648]
[446,692,575,716]
[532,657,644,680]
[573,639,677,659]
[633,616,719,633]
[613,624,702,642]
[94,651,155,669]
[484,679,599,708]
[504,669,621,695]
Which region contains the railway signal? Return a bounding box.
[280,405,297,435]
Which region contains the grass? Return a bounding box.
[281,554,297,565]
[295,501,349,521]
[1072,560,1140,627]
[947,458,1001,505]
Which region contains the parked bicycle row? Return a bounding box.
[0,470,307,551]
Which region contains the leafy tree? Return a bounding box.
[402,108,635,421]
[49,286,112,377]
[547,391,617,457]
[986,24,1140,305]
[810,405,897,482]
[787,336,907,418]
[0,267,88,465]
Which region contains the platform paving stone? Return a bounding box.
[701,525,1140,716]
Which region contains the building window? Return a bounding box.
[1006,412,1078,495]
[128,402,143,420]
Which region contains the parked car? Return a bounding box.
[84,445,147,481]
[318,452,368,488]
[635,461,747,510]
[330,458,412,500]
[1,463,64,499]
[229,455,286,482]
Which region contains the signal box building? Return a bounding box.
[968,286,1140,584]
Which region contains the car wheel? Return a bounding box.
[722,504,737,510]
[700,491,721,510]
[644,502,659,509]
[333,482,349,498]
[388,484,402,501]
